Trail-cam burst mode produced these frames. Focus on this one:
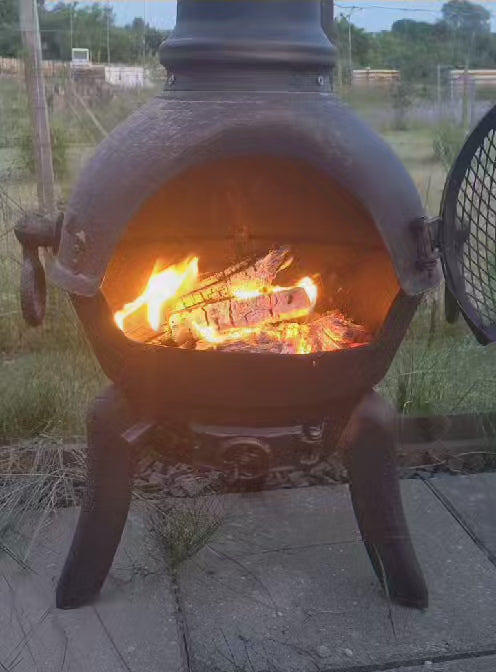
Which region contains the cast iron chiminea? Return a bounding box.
[16,0,495,613]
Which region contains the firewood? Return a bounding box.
[167,246,291,313]
[115,305,157,342]
[121,247,291,342]
[308,312,370,351]
[193,311,370,354]
[168,284,313,342]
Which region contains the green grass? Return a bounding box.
[380,308,496,416]
[381,127,447,216]
[0,347,103,443]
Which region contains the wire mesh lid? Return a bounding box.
[440,105,496,344]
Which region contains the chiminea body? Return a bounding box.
[16,0,443,611]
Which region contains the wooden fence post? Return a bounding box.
[19,0,56,216]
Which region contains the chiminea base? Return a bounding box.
[56,385,428,611]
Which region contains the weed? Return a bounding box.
[380,304,496,416]
[391,81,414,131]
[148,495,224,569]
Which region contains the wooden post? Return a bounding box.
[19,0,56,216]
[462,64,470,131]
[436,64,442,121]
[469,75,476,130]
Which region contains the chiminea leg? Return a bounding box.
[341,391,428,610]
[56,385,136,609]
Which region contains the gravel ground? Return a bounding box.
[133,453,348,498]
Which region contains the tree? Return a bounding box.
[146,26,168,57]
[0,0,21,57]
[441,0,490,35]
[391,19,436,40]
[332,16,372,69]
[439,0,491,67]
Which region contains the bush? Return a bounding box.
[432,123,466,171]
[18,122,68,179]
[390,81,413,130]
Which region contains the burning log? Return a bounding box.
[307,312,370,351]
[169,283,314,343]
[168,246,291,313]
[114,244,370,355]
[195,311,370,354]
[121,247,293,344]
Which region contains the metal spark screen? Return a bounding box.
[441,106,496,344]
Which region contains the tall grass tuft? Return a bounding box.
[380,304,496,416]
[0,441,85,564]
[148,495,224,569]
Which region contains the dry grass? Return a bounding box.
[0,441,85,565]
[147,495,224,569]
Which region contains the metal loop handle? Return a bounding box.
[20,246,47,326]
[14,211,61,327]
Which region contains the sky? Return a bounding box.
[45,0,496,33]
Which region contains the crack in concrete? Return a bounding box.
[92,607,133,672]
[170,567,193,672]
[318,646,496,672]
[421,476,496,568]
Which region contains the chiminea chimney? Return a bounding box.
[159,0,335,72]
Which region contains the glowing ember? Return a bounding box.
[113,248,369,354]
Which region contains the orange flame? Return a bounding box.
[114,257,199,332]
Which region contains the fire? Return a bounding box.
[114,257,198,331]
[113,248,370,354]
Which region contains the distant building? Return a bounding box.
[450,69,496,88]
[71,48,91,68]
[104,66,145,88]
[352,68,400,85]
[0,55,146,89]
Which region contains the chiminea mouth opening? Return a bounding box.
[101,155,400,356]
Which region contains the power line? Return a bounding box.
[336,3,494,16]
[336,3,438,12]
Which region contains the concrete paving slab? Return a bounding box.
[178,482,496,672]
[429,474,496,561]
[0,505,185,672]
